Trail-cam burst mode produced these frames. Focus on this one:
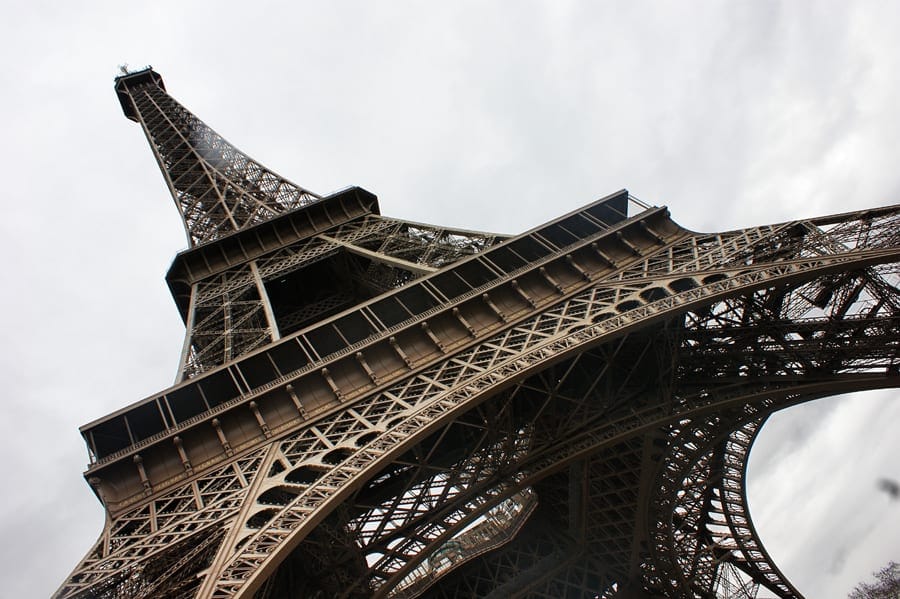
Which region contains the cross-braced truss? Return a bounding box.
[179,214,505,379]
[56,69,900,599]
[59,196,900,598]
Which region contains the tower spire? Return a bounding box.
[114,67,320,246]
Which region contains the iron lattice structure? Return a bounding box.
[57,67,900,599]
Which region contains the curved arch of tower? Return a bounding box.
[56,67,900,599]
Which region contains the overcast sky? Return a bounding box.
[1,2,898,598]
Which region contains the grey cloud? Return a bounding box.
[2,3,898,598]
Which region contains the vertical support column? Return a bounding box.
[250,260,281,341]
[176,283,199,383]
[629,431,667,584]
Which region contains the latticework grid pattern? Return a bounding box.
[58,201,900,598]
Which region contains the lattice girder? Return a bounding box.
[58,199,900,598]
[220,219,900,596]
[643,416,789,597]
[363,302,896,597]
[179,214,506,378]
[81,199,898,490]
[200,205,896,596]
[78,190,658,503]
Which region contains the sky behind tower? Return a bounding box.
[1,2,899,598]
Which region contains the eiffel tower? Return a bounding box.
[56,67,900,599]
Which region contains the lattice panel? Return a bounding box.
[183,281,272,378]
[62,449,269,597]
[178,214,505,378]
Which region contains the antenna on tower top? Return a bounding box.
[118,63,129,75]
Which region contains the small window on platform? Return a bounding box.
[508,236,552,262]
[90,418,132,458]
[199,370,240,407]
[167,385,208,422]
[586,193,629,226]
[268,340,308,375]
[128,402,167,442]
